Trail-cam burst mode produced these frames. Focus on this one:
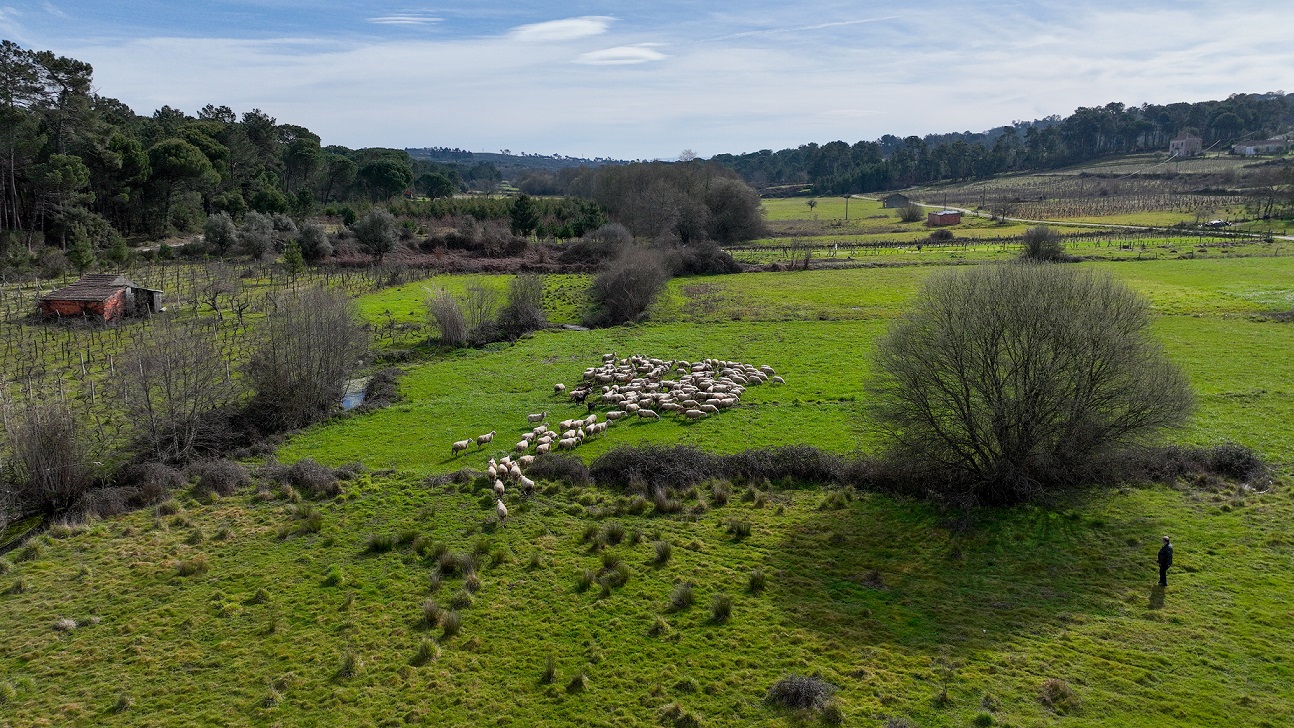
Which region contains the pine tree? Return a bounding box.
[282,239,305,278]
[68,235,96,273]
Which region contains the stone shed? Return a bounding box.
[38,274,163,322]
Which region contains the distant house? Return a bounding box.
[1168,134,1203,157]
[927,210,962,226]
[881,193,910,208]
[1233,139,1288,156]
[38,274,162,322]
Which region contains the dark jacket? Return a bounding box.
[1158,542,1173,568]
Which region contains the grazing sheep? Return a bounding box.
[625,403,640,413]
[496,499,508,526]
[519,476,535,494]
[510,464,522,479]
[606,410,627,421]
[554,383,566,395]
[684,409,706,419]
[515,441,529,453]
[700,404,719,414]
[584,414,598,427]
[637,409,660,420]
[487,463,498,479]
[771,376,784,384]
[476,430,496,448]
[451,439,472,456]
[494,479,506,497]
[558,437,579,450]
[527,411,548,424]
[518,455,535,468]
[533,425,548,435]
[536,443,551,455]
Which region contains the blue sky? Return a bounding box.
[4,1,1292,159]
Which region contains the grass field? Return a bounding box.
[4,251,1294,726]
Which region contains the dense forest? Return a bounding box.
[0,40,503,254]
[711,95,1294,194]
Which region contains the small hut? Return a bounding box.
[881,193,910,208]
[38,274,163,322]
[927,210,962,226]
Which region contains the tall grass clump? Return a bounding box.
[427,287,467,347]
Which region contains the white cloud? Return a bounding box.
[41,1,66,19]
[368,14,442,26]
[576,45,666,65]
[508,16,613,42]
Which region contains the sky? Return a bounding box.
[3,1,1293,159]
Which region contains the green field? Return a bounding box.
[4,254,1294,727]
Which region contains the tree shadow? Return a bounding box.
[765,493,1153,659]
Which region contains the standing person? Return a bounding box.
[1158,535,1174,587]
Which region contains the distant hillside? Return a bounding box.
[710,92,1294,195]
[405,148,626,174]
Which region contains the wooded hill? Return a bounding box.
[710,94,1294,194]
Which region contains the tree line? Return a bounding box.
[710,95,1294,194]
[0,40,503,255]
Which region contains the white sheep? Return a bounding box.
[771,376,785,384]
[519,476,535,494]
[494,479,506,497]
[451,439,472,456]
[684,409,706,419]
[476,430,496,448]
[554,383,566,395]
[536,443,551,455]
[558,437,579,450]
[527,411,548,424]
[700,404,719,414]
[584,414,598,427]
[515,440,529,453]
[496,499,508,526]
[510,463,522,480]
[518,455,535,468]
[606,410,627,421]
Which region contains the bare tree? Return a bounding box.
[426,286,467,347]
[6,401,98,514]
[244,286,369,432]
[497,274,547,337]
[585,246,670,326]
[1020,225,1067,261]
[461,281,500,343]
[899,203,923,223]
[117,317,240,463]
[198,263,240,322]
[869,263,1194,506]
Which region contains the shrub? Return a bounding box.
[576,568,595,592]
[353,208,398,262]
[496,274,547,338]
[725,518,752,540]
[766,674,839,711]
[177,554,209,576]
[669,582,694,611]
[441,610,462,638]
[591,446,721,492]
[748,567,767,593]
[566,671,588,693]
[297,222,333,262]
[239,212,275,259]
[243,286,368,433]
[194,459,250,498]
[410,638,439,666]
[1039,678,1081,714]
[203,212,238,254]
[526,455,591,486]
[0,557,12,575]
[1020,225,1068,261]
[603,521,626,545]
[361,368,401,410]
[155,499,181,516]
[365,533,397,553]
[709,481,731,506]
[336,650,362,679]
[420,598,442,628]
[542,652,558,684]
[9,402,98,514]
[322,564,346,587]
[427,287,468,347]
[899,203,924,223]
[584,246,670,327]
[710,593,733,622]
[869,263,1194,506]
[725,446,845,485]
[653,540,672,565]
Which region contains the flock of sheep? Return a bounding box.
[450,353,785,525]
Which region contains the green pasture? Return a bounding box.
[3,444,1291,726]
[5,254,1294,727]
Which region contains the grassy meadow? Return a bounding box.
[4,210,1294,725]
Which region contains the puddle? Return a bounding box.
[342,377,370,411]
